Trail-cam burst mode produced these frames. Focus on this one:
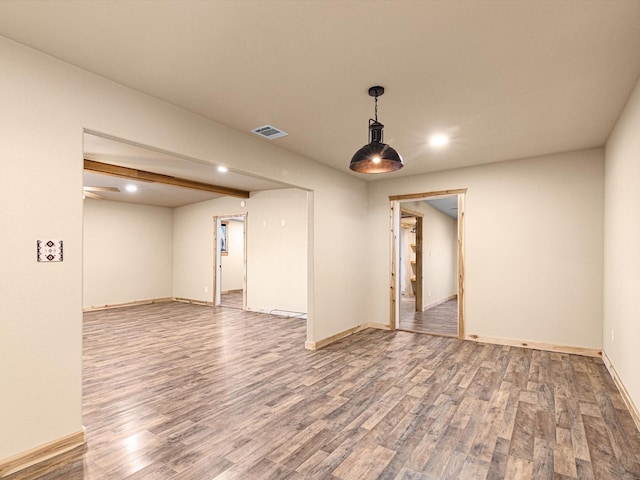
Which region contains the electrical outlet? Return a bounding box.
[204,286,209,293]
[428,289,431,297]
[611,329,615,341]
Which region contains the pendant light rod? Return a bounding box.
[368,86,385,144]
[371,86,383,124]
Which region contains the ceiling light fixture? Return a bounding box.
[429,134,449,148]
[217,166,228,173]
[350,86,403,174]
[125,184,137,192]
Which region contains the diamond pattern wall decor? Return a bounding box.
[37,240,63,262]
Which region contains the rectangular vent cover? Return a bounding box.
[250,125,288,140]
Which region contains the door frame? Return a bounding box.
[213,213,248,308]
[389,189,466,337]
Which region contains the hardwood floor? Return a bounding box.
[6,302,640,479]
[400,296,458,337]
[220,289,243,309]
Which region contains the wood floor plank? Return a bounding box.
[5,301,640,480]
[399,297,458,336]
[457,455,490,479]
[582,413,623,479]
[420,425,465,477]
[503,455,533,479]
[553,442,578,478]
[507,400,537,461]
[486,436,510,480]
[532,437,554,480]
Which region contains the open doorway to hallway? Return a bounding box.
[215,215,246,309]
[391,190,465,338]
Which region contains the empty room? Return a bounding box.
[1,2,640,479]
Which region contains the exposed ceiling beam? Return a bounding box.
[84,159,250,199]
[83,191,105,200]
[84,186,120,192]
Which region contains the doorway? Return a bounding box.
[390,190,465,338]
[399,207,424,318]
[214,214,247,309]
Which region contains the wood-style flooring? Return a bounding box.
[400,296,458,337]
[220,289,243,309]
[7,301,640,479]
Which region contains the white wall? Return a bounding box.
[173,189,308,314]
[246,189,308,313]
[221,219,244,292]
[369,149,604,348]
[83,199,173,307]
[0,37,368,462]
[604,75,640,414]
[403,201,457,308]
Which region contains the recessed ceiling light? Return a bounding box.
[217,166,228,173]
[125,184,137,192]
[429,134,449,148]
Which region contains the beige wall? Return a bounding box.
[246,189,308,314]
[604,75,640,414]
[403,201,457,308]
[0,37,368,461]
[83,199,173,307]
[368,149,604,348]
[221,219,244,292]
[173,189,308,313]
[172,196,238,304]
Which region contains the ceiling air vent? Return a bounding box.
[250,125,288,140]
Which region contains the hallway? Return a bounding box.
[400,296,458,337]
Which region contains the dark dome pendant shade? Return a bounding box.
[349,86,403,174]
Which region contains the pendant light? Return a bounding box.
[349,86,403,173]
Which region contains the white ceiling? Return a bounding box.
[2,1,640,181]
[425,197,459,220]
[83,133,289,207]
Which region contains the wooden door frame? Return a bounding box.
[389,189,466,337]
[213,213,248,308]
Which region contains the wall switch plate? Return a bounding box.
[37,240,63,262]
